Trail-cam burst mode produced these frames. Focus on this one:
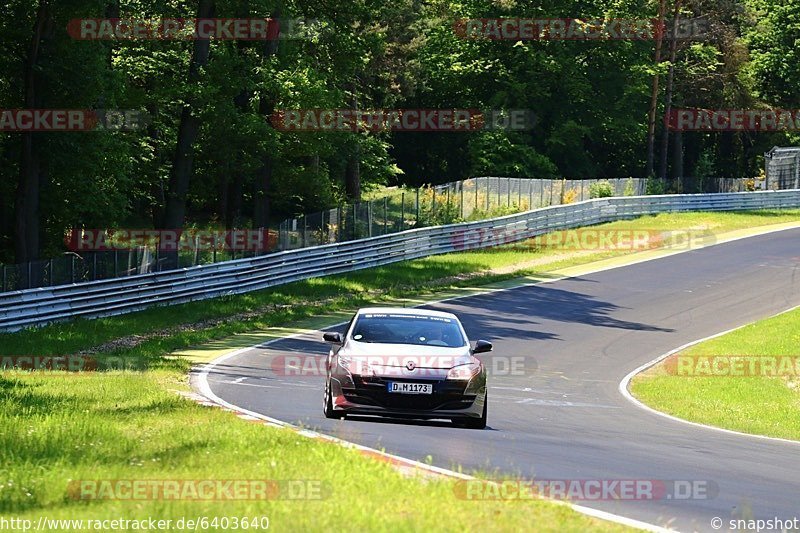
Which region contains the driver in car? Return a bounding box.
[419,326,448,346]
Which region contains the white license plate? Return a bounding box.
[387,382,433,395]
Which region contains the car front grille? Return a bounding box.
[343,376,476,411]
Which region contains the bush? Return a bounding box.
[623,178,636,196]
[646,179,666,195]
[589,180,615,198]
[562,187,580,204]
[416,186,462,226]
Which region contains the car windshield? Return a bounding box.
[351,313,467,347]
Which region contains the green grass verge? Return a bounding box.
[630,305,800,441]
[1,370,632,531]
[3,210,800,530]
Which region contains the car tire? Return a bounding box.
[323,380,345,419]
[463,392,487,429]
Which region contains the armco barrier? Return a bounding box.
[1,190,799,331]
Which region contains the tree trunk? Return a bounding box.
[344,92,361,200]
[345,151,361,200]
[673,130,684,182]
[148,118,165,228]
[645,0,668,178]
[253,8,281,230]
[162,0,214,230]
[227,172,243,229]
[658,0,682,183]
[14,0,50,265]
[252,156,273,230]
[217,172,229,227]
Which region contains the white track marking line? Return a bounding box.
[195,223,800,533]
[619,302,800,447]
[195,367,672,532]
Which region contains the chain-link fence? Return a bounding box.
[0,175,781,292]
[765,147,800,190]
[278,177,649,250]
[0,245,271,293]
[277,176,775,249]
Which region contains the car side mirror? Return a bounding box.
[323,332,343,344]
[472,340,493,354]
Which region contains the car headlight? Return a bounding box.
[447,362,482,380]
[338,355,372,375]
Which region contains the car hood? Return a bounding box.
[339,342,473,370]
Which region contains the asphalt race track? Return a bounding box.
[202,228,800,532]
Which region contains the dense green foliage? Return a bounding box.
[589,180,615,198]
[1,0,799,263]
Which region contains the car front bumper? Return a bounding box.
[329,374,486,419]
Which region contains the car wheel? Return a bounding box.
[463,392,487,429]
[323,380,345,419]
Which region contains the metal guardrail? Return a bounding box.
[2,190,799,332]
[277,177,651,250]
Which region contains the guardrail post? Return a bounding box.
[540,180,544,207]
[460,184,464,218]
[2,264,6,291]
[401,192,405,230]
[529,181,533,210]
[795,153,799,189]
[383,196,388,234]
[352,204,357,240]
[415,189,420,226]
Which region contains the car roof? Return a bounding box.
[357,307,459,320]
